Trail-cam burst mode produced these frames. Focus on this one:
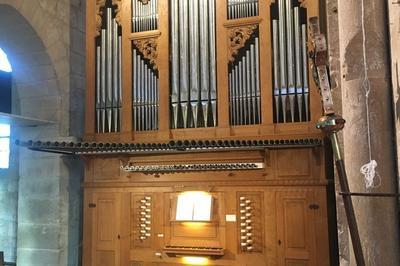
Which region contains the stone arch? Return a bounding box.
[0,4,62,125]
[0,3,85,265]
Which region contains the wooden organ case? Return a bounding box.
[83,0,331,265]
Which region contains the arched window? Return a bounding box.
[0,48,11,169]
[0,124,10,169]
[0,48,12,72]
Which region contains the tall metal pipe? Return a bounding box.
[118,35,122,130]
[255,37,261,123]
[179,0,189,128]
[106,8,113,132]
[133,48,137,131]
[189,0,200,128]
[229,72,233,125]
[273,20,280,123]
[294,7,303,122]
[96,46,101,132]
[200,0,210,127]
[112,19,118,132]
[101,29,106,133]
[234,64,240,125]
[302,24,309,121]
[238,60,244,125]
[209,0,217,127]
[250,43,256,124]
[171,0,179,128]
[246,49,251,124]
[286,0,295,122]
[278,0,287,123]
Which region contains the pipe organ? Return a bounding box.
[83,1,332,266]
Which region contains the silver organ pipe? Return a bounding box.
[209,0,217,127]
[96,46,101,133]
[132,48,159,131]
[228,35,261,126]
[101,29,106,133]
[294,7,303,121]
[95,6,122,133]
[286,0,295,122]
[133,0,158,32]
[106,8,112,132]
[228,0,259,19]
[200,0,210,127]
[278,0,288,123]
[272,0,309,123]
[272,20,280,123]
[302,24,309,121]
[170,0,217,129]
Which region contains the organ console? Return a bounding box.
[82,0,332,265]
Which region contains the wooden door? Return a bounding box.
[90,192,122,266]
[276,190,317,266]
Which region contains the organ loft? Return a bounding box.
[2,0,400,266]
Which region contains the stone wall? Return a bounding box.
[0,1,85,265]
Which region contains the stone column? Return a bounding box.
[337,1,400,265]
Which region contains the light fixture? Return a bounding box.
[181,256,209,265]
[176,191,212,222]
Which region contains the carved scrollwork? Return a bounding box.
[95,0,106,36]
[95,0,122,36]
[133,38,158,69]
[228,25,257,63]
[112,0,122,25]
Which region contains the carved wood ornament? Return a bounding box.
[228,25,257,63]
[134,38,158,69]
[139,0,151,4]
[95,0,122,36]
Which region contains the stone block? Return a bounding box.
[17,248,60,266]
[18,198,59,224]
[17,223,60,249]
[18,175,60,199]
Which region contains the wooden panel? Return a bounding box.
[286,259,308,266]
[275,149,311,178]
[92,192,121,266]
[96,251,116,266]
[93,158,121,180]
[276,190,316,266]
